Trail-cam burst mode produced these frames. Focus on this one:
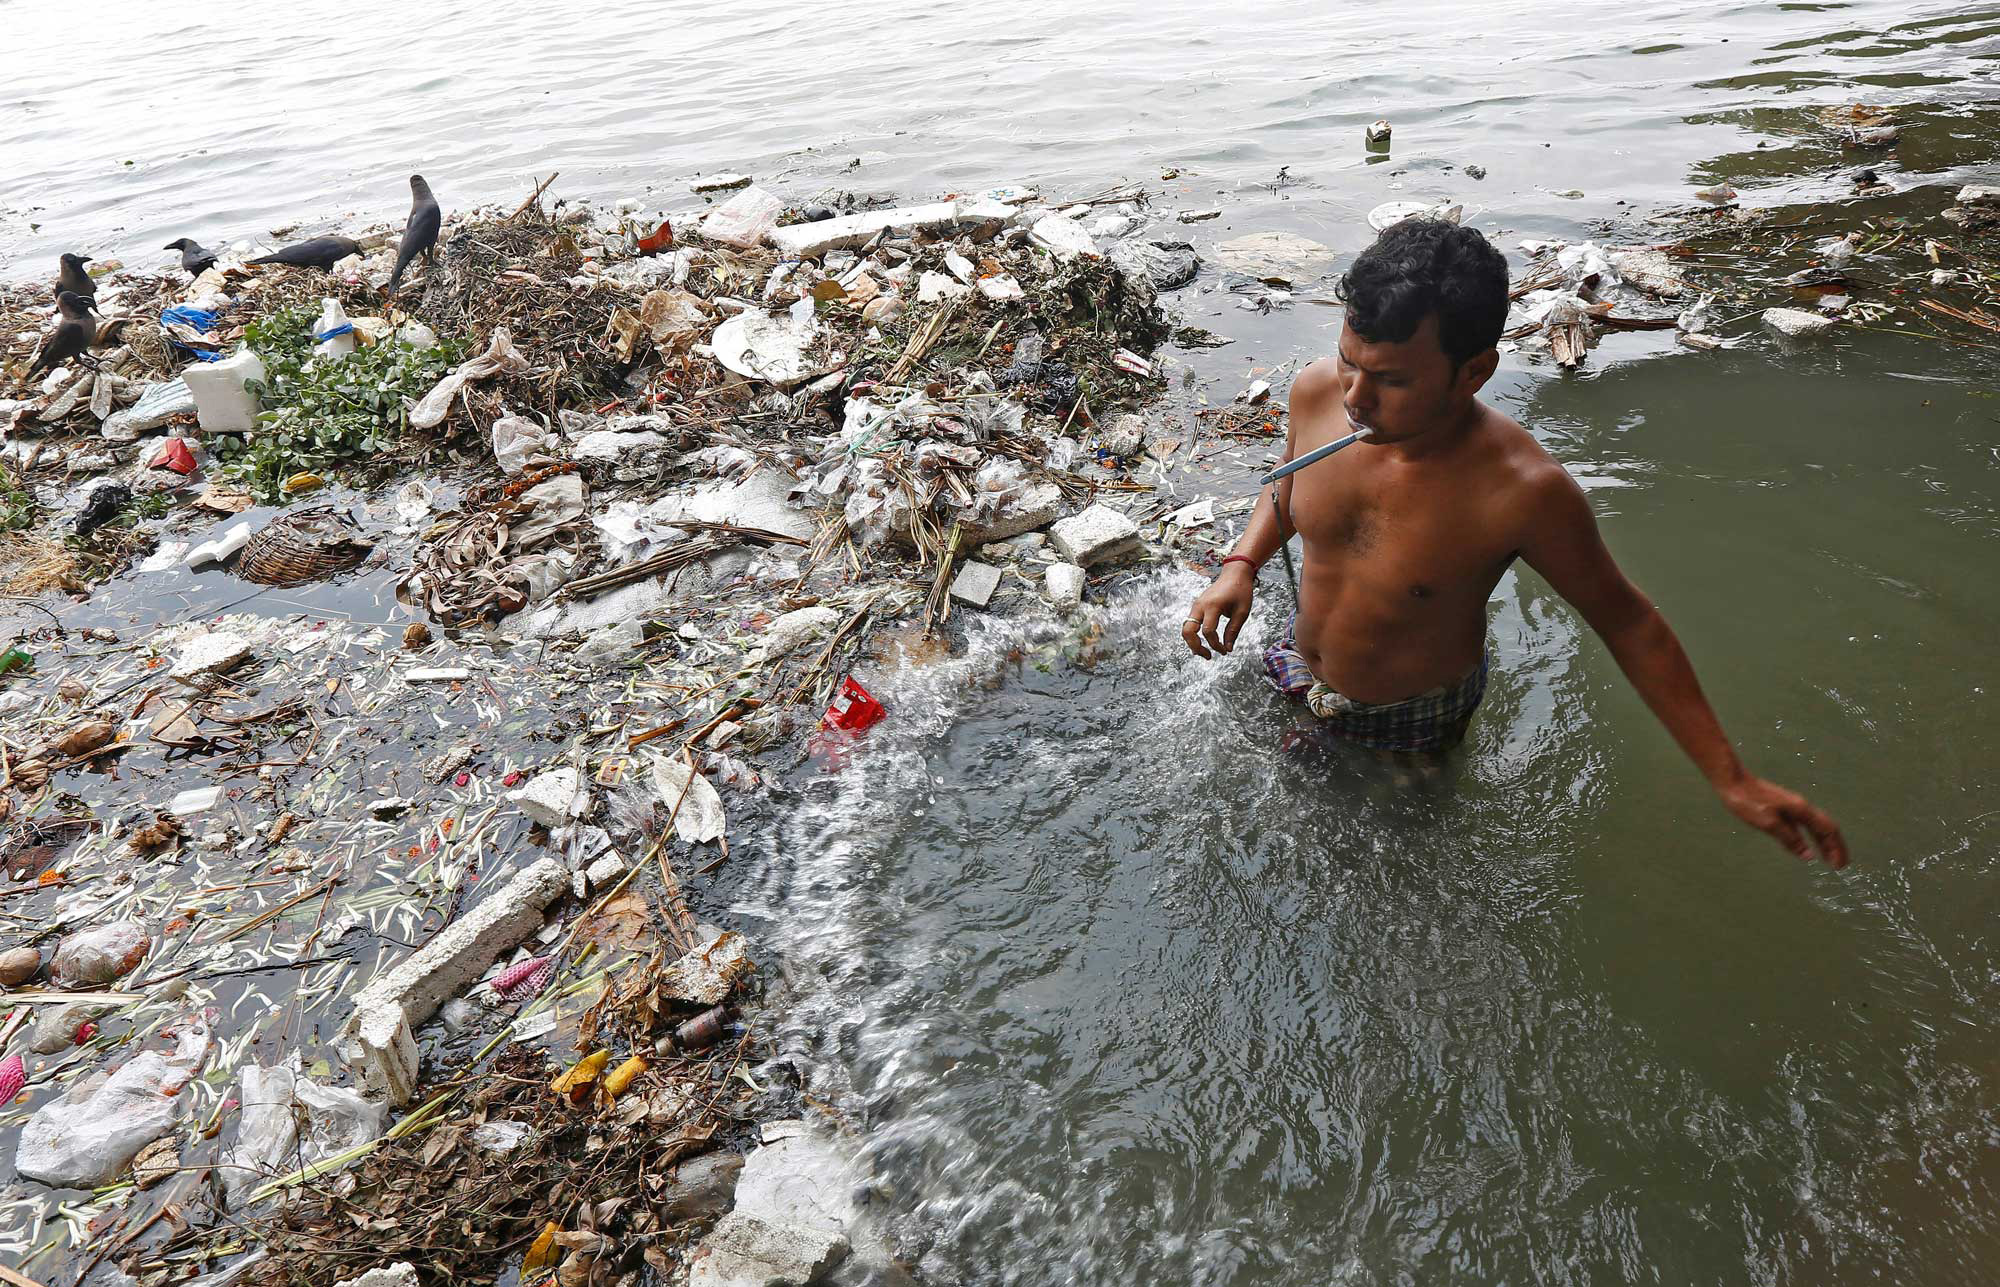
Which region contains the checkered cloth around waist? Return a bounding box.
[1263,615,1489,752]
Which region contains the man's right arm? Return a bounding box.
[1182,360,1335,658]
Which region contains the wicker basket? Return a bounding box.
[236,507,374,586]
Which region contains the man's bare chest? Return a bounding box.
[1285,457,1513,598]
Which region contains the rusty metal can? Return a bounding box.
[674,1005,728,1052]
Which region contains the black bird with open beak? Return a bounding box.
[22,291,99,385]
[56,252,95,299]
[387,174,442,298]
[164,237,220,275]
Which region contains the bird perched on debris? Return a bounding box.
[387,174,441,298]
[56,252,95,299]
[248,234,362,273]
[21,291,98,385]
[163,237,220,275]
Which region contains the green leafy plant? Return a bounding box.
[217,305,462,502]
[0,470,33,533]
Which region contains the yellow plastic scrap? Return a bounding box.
[601,1054,647,1101]
[282,472,324,495]
[551,1048,610,1098]
[523,1221,560,1275]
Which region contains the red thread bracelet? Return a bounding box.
[1220,555,1259,572]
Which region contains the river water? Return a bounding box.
[10,2,2000,1284]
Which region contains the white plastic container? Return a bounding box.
[184,520,253,568]
[313,298,356,360]
[182,348,266,434]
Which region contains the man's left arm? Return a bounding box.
[1518,469,1848,868]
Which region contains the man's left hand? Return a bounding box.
[1716,775,1849,868]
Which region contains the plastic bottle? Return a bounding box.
[313,298,356,360]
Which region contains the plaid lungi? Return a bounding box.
[1263,615,1488,752]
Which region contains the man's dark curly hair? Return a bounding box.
[1335,220,1510,369]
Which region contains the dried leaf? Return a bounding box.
[50,719,119,759]
[131,1136,179,1190]
[523,1221,561,1275]
[574,889,661,955]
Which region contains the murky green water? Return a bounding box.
[7,0,2000,1282]
[747,319,2000,1283]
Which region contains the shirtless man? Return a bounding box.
[1182,219,1847,867]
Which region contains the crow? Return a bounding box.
[56,252,95,299]
[164,237,220,275]
[23,291,98,385]
[248,235,362,272]
[387,174,441,297]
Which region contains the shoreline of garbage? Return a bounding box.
[0,173,1235,1287]
[1,133,1995,1286]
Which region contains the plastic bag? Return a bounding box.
[409,328,528,430]
[102,378,195,438]
[650,758,727,844]
[15,1022,209,1188]
[159,305,223,362]
[51,919,150,986]
[696,185,784,250]
[491,414,551,477]
[218,1064,384,1208]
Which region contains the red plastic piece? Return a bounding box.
[636,220,674,255]
[150,438,196,475]
[820,677,885,733]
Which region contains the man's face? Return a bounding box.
[1335,313,1468,442]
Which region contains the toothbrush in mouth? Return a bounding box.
[1259,424,1374,487]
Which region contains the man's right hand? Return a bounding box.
[1183,564,1256,658]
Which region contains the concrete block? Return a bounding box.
[1045,563,1085,612]
[1049,504,1142,568]
[959,482,1061,546]
[734,1120,861,1234]
[170,630,252,682]
[584,853,627,892]
[342,857,568,1099]
[1101,414,1145,457]
[948,560,1002,608]
[688,1213,849,1287]
[956,198,1019,225]
[182,349,265,434]
[507,767,591,828]
[660,930,753,1006]
[349,998,418,1105]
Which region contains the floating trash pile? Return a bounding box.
[0,172,1236,1287]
